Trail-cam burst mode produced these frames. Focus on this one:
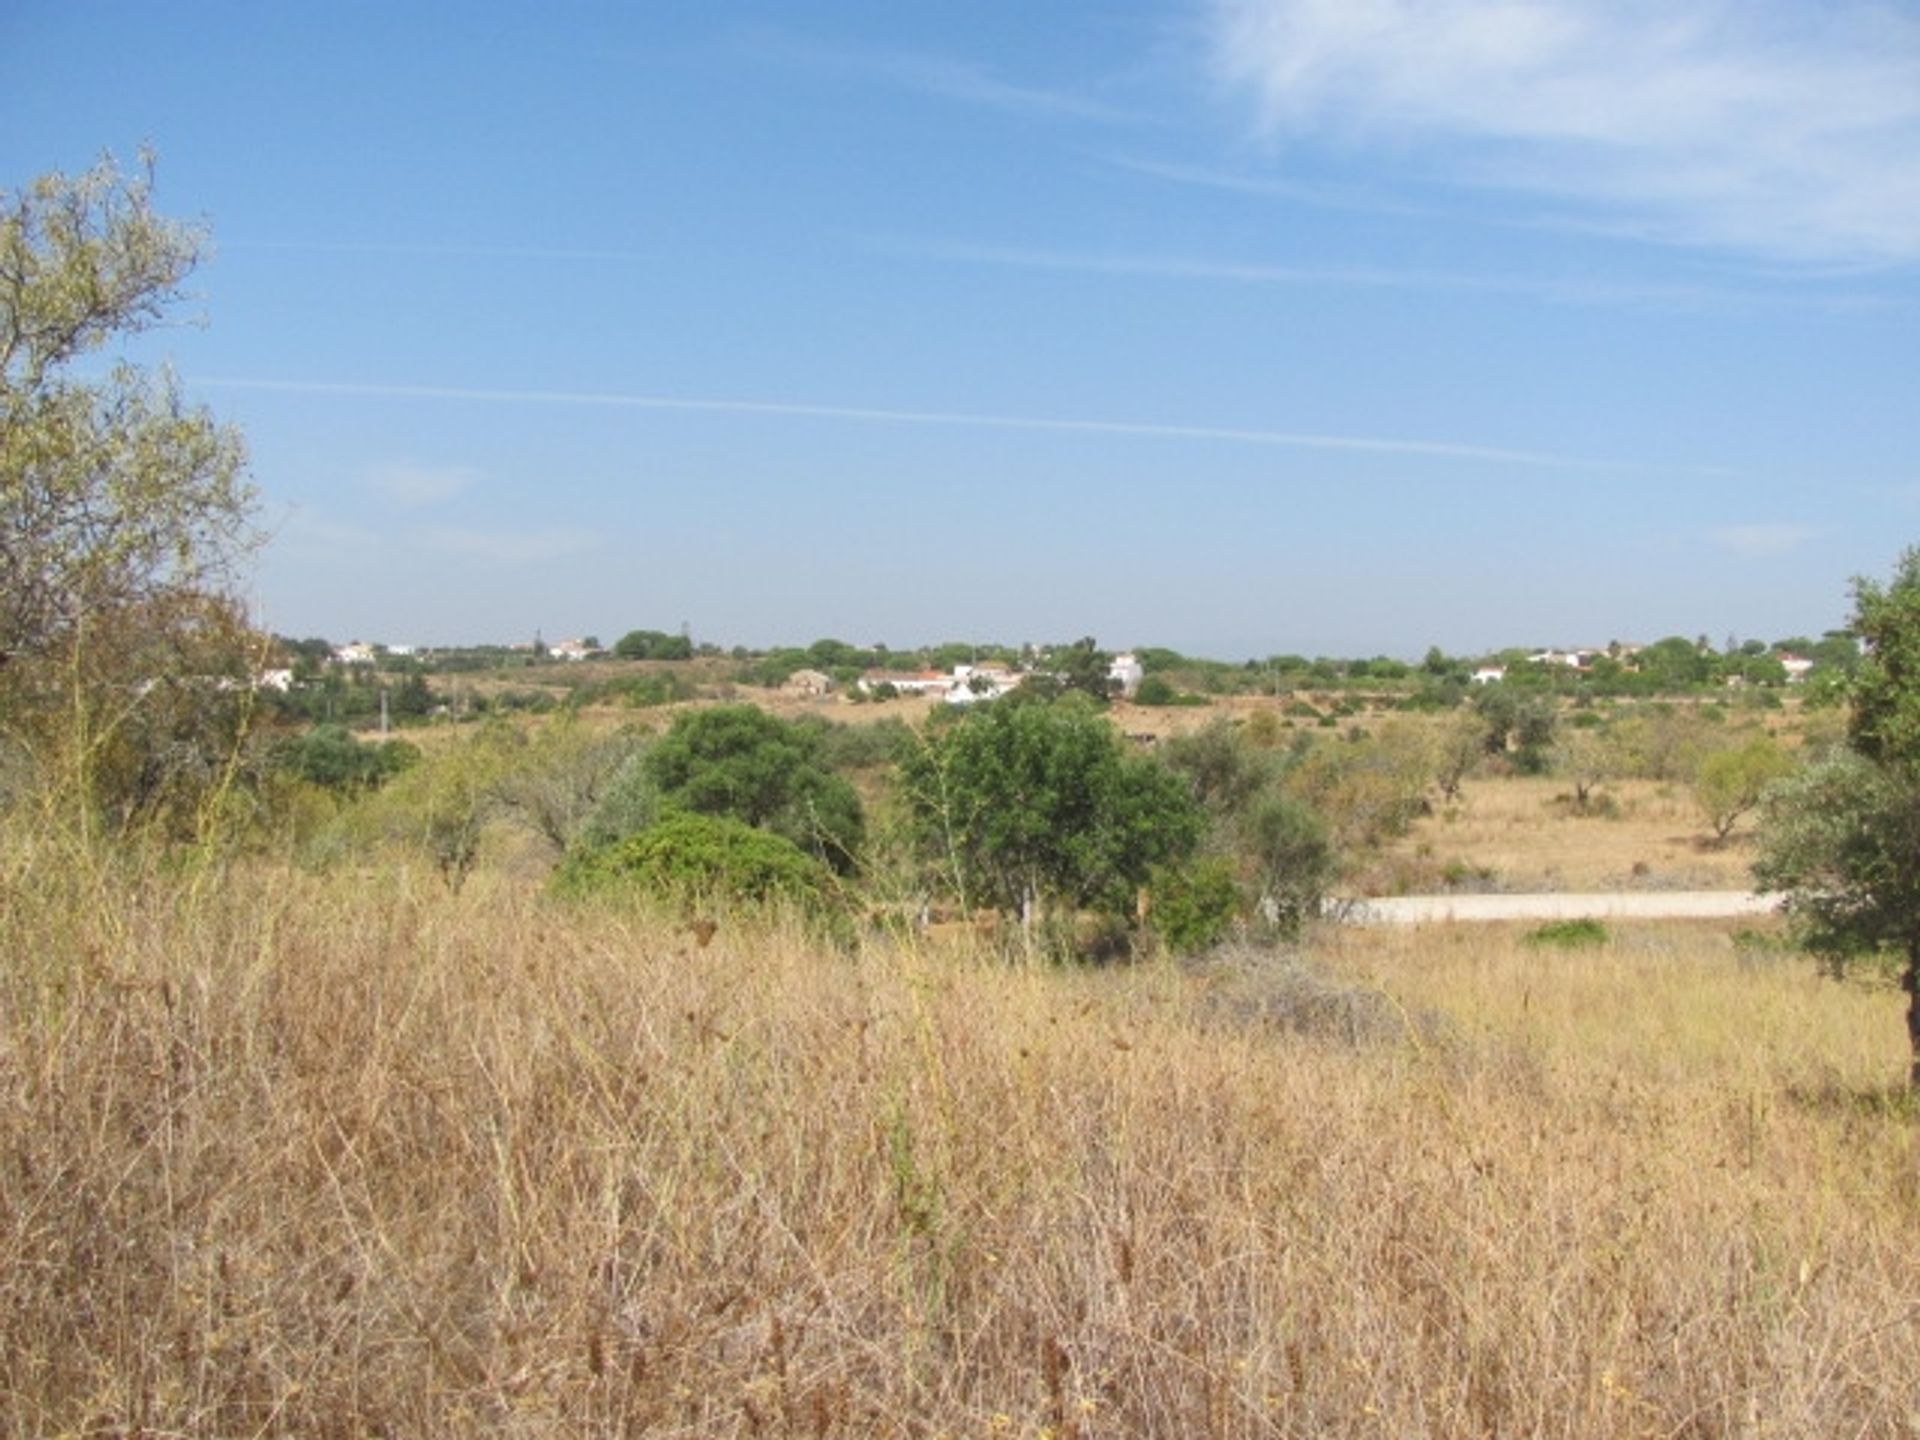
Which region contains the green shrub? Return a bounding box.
[1134,675,1179,707]
[1524,918,1609,948]
[554,812,837,912]
[1149,856,1242,954]
[643,705,865,872]
[280,724,419,792]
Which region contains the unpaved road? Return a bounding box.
[1342,892,1781,925]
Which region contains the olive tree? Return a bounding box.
[1693,731,1794,844]
[1,155,257,826]
[901,694,1201,935]
[1756,549,1920,1088]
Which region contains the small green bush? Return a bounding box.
[1523,918,1609,948]
[554,812,838,912]
[1150,856,1242,954]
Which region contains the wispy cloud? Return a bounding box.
[273,506,382,550]
[193,375,1709,475]
[1107,154,1442,218]
[1709,523,1822,557]
[877,235,1819,311]
[228,239,659,264]
[364,462,477,508]
[745,31,1138,125]
[422,526,604,565]
[1208,0,1920,265]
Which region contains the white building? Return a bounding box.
[946,664,1021,705]
[859,669,953,697]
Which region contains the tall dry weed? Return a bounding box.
[4,839,1919,1436]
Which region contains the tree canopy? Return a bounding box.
[642,704,864,872]
[1,155,259,830]
[901,694,1201,928]
[1,155,255,676]
[1756,548,1920,1087]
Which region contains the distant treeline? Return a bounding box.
[266,628,1859,728]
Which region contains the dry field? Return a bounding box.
[5,836,1919,1438]
[1369,776,1760,896]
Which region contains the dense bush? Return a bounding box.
[643,705,865,872]
[554,812,837,912]
[1149,855,1243,954]
[612,629,694,661]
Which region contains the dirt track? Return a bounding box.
[1341,892,1781,925]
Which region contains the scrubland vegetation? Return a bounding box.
[9,833,1920,1437]
[15,155,1920,1438]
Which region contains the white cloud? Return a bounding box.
[1709,523,1821,557]
[1209,0,1920,264]
[422,526,604,565]
[364,462,477,508]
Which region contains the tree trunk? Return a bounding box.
[1906,949,1920,1092]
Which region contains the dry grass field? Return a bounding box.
[1368,776,1760,895]
[6,832,1919,1438]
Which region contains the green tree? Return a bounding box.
[1756,549,1920,1088]
[282,723,418,793]
[643,704,863,871]
[1431,709,1487,802]
[1162,718,1272,818]
[1551,724,1617,811]
[613,628,692,661]
[1238,790,1336,935]
[362,724,520,890]
[1050,636,1116,704]
[1,155,258,828]
[901,695,1202,934]
[491,716,645,855]
[1693,732,1795,844]
[1284,721,1435,850]
[1636,636,1711,691]
[1471,685,1557,772]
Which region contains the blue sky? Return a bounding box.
[4,1,1917,658]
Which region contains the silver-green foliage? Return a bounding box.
[1,154,255,672]
[1755,549,1920,1086]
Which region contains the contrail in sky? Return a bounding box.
[193,376,1711,475]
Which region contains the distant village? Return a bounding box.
[259,630,1853,709]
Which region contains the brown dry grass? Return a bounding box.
[1370,776,1759,895]
[6,832,1920,1438]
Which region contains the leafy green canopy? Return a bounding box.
[902,695,1202,921]
[642,704,864,872]
[1755,548,1920,1086]
[1847,550,1920,769]
[1756,754,1920,963]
